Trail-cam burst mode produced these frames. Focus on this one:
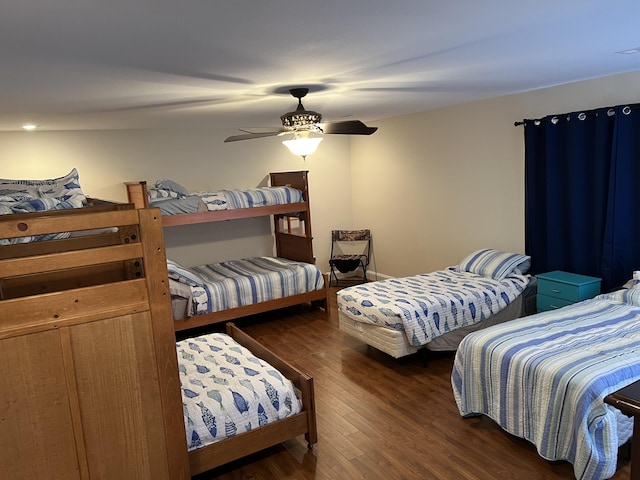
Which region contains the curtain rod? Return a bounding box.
[515,104,640,128]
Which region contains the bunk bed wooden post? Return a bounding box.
[137,207,191,478]
[270,170,315,265]
[125,180,150,208]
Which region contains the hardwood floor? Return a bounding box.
[191,288,632,480]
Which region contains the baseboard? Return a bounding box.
[324,270,393,283]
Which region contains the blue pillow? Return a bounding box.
[456,248,531,280]
[0,168,86,205]
[154,179,189,198]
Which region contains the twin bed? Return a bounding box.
[337,248,536,358]
[452,277,640,480]
[0,170,318,477]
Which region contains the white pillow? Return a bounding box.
[601,288,640,307]
[166,259,204,287]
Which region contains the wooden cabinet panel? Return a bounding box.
[70,313,171,479]
[0,331,80,480]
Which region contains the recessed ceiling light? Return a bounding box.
[616,47,640,55]
[22,124,37,131]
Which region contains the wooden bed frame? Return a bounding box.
[0,204,318,478]
[125,170,329,332]
[189,322,318,476]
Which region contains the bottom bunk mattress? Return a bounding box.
[452,288,640,480]
[177,332,302,451]
[167,256,325,318]
[337,267,532,358]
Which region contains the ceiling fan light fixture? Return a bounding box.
[282,133,323,160]
[224,87,377,145]
[280,87,322,130]
[280,108,322,129]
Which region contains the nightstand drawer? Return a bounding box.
[536,294,573,312]
[537,279,583,302]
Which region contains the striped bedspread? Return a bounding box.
[336,268,529,346]
[150,186,304,215]
[222,186,303,209]
[177,332,302,451]
[189,257,324,315]
[452,289,640,480]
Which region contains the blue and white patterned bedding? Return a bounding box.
[177,332,302,451]
[452,289,640,480]
[336,268,529,346]
[167,256,325,316]
[0,169,87,244]
[148,183,303,216]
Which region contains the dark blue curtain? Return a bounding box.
[524,104,640,292]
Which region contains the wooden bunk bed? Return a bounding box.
[0,204,317,478]
[0,204,190,479]
[125,170,329,332]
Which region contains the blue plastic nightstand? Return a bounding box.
[536,270,601,313]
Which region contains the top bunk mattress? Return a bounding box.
[148,178,304,216]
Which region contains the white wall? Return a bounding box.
[3,70,640,278]
[0,129,353,269]
[351,70,640,278]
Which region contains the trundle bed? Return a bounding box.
[125,171,329,331]
[1,171,318,478]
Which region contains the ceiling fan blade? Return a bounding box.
[319,120,377,135]
[224,130,283,142]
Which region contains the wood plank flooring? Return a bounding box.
[190,288,632,480]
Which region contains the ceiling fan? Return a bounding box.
[223,88,378,145]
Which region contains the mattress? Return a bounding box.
[339,294,525,358]
[149,185,304,216]
[177,332,302,451]
[337,269,533,357]
[167,256,325,318]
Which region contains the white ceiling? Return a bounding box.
[3,0,640,133]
